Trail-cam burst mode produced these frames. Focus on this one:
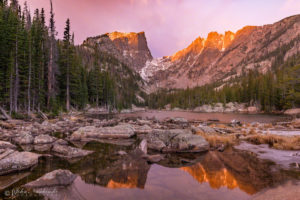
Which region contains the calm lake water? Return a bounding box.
[1,141,299,200]
[0,112,298,200]
[118,111,288,123]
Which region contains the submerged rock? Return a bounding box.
[25,169,77,188]
[143,129,209,153]
[52,144,93,159]
[0,150,40,175]
[70,124,135,141]
[235,142,300,169]
[251,181,300,200]
[0,172,30,191]
[144,154,164,163]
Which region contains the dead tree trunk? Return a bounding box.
[0,106,12,120]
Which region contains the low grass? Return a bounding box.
[245,134,300,150]
[195,131,237,148]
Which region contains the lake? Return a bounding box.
[1,141,299,200]
[0,111,298,200]
[118,110,288,123]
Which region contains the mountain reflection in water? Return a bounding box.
[70,144,299,200]
[181,165,240,191]
[1,142,300,200]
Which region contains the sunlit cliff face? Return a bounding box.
[108,31,142,50]
[171,31,235,62]
[181,163,256,195]
[171,37,206,62]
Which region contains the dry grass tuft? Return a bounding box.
[195,131,237,148]
[248,128,257,135]
[245,134,300,150]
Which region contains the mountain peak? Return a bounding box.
[107,31,146,41]
[83,31,152,71]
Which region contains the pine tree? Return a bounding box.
[47,0,56,108]
[58,18,71,111]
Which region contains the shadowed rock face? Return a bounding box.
[141,15,300,90]
[83,31,153,72]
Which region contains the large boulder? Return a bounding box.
[194,105,213,113]
[247,106,258,113]
[34,134,56,144]
[25,169,77,188]
[0,141,16,149]
[292,119,300,129]
[13,132,34,145]
[285,108,300,116]
[0,150,40,175]
[134,125,153,134]
[34,144,52,152]
[70,124,135,141]
[191,125,217,135]
[224,102,237,113]
[143,129,209,153]
[213,103,224,112]
[52,144,93,159]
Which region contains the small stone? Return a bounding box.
[145,154,164,163]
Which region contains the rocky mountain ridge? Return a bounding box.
[82,15,300,91]
[143,15,300,90]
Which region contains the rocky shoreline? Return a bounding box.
[0,111,299,198]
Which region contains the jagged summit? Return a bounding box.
[83,31,152,71]
[171,30,236,62]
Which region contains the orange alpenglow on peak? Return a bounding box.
[171,31,236,62]
[107,31,146,41]
[171,37,206,61]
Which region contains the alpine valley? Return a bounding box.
[1,2,300,200]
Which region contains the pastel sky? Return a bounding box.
[19,0,300,58]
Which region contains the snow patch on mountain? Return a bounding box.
[140,57,172,81]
